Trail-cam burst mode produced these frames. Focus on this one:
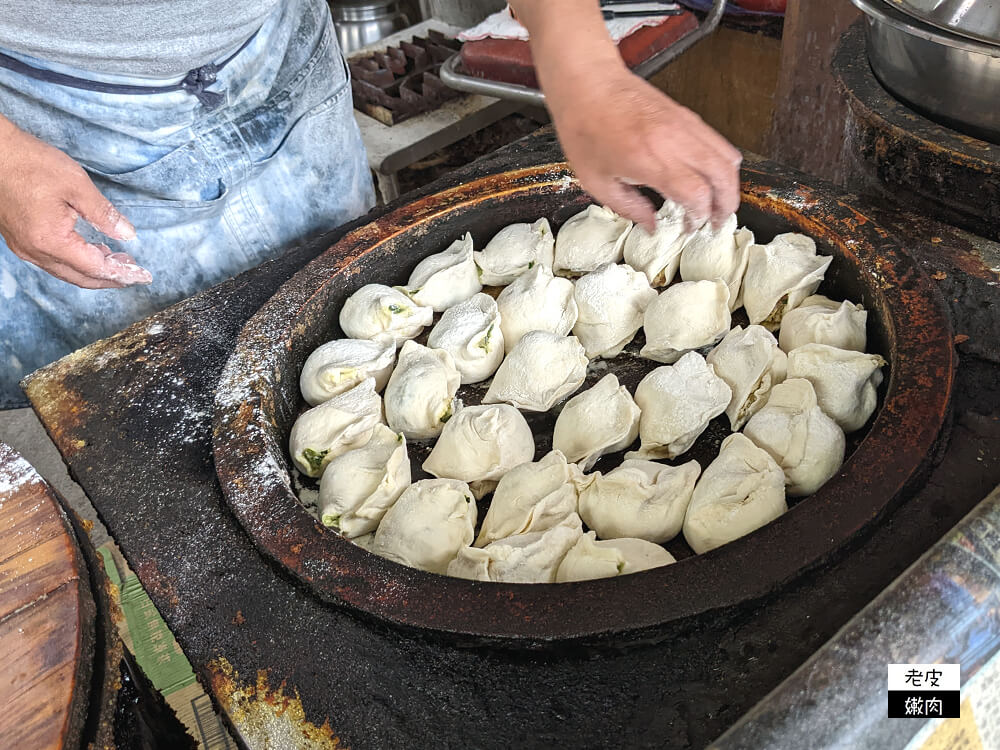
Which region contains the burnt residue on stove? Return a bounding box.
[881,216,1000,366]
[207,656,345,749]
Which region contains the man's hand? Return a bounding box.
[509,0,742,230]
[0,115,151,289]
[549,68,742,230]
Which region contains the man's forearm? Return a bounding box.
[507,0,625,104]
[0,113,23,149]
[487,1,741,227]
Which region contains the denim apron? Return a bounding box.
[0,0,375,407]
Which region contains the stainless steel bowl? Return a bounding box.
[331,1,410,54]
[853,0,1000,143]
[885,0,1000,46]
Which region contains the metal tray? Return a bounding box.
[438,0,728,106]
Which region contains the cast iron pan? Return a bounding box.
[213,163,954,645]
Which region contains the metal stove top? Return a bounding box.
[21,130,1000,749]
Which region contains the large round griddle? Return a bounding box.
[212,162,954,644]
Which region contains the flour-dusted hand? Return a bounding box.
[0,114,151,289]
[510,0,742,230]
[550,71,742,230]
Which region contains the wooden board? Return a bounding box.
[651,24,784,154]
[0,442,94,750]
[765,0,862,182]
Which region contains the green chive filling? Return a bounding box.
[477,323,494,352]
[302,447,330,473]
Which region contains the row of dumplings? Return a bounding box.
[288,201,887,582]
[290,353,878,582]
[334,200,857,363]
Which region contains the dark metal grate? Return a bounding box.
[349,29,462,126]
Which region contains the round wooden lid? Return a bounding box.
[0,441,94,750]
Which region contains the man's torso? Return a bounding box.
[0,0,281,78]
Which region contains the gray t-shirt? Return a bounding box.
[0,0,281,78]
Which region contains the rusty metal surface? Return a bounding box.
[834,20,1000,242]
[213,161,954,643]
[21,131,1000,749]
[69,509,126,750]
[865,212,1000,365]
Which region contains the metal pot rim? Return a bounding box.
[884,0,1000,47]
[331,2,402,22]
[852,0,1000,55]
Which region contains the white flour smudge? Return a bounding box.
[0,451,41,495]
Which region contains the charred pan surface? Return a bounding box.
[866,212,1000,365]
[213,160,954,643]
[21,131,999,749]
[834,21,1000,242]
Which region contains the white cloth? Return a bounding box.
[458,5,679,43]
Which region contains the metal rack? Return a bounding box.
[349,20,521,202]
[438,0,729,106]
